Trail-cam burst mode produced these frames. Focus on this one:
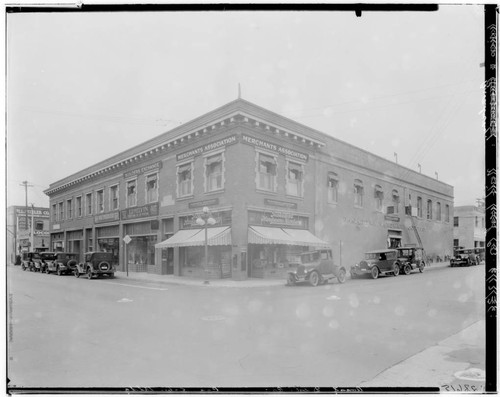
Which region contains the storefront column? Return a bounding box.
[173,216,181,276]
[119,222,125,272]
[231,203,248,280]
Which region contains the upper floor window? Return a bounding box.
[257,153,277,192]
[392,190,400,214]
[67,198,73,219]
[76,196,82,217]
[417,197,423,218]
[445,204,450,223]
[354,179,363,207]
[146,174,159,203]
[427,199,433,220]
[436,202,442,221]
[177,163,193,197]
[374,185,384,211]
[454,216,459,227]
[58,202,64,221]
[110,185,119,210]
[205,154,223,192]
[52,204,57,222]
[86,193,93,216]
[127,180,137,207]
[286,161,304,197]
[96,190,104,213]
[327,172,338,203]
[35,221,44,231]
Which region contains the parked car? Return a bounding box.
[350,249,400,279]
[286,249,346,287]
[39,252,57,273]
[45,252,79,275]
[396,247,426,275]
[21,251,38,272]
[74,252,116,279]
[450,248,478,267]
[31,252,45,272]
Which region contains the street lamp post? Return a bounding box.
[196,206,216,284]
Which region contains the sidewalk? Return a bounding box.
[360,319,486,390]
[114,260,452,288]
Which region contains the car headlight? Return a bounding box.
[367,263,373,267]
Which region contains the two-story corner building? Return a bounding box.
[453,205,486,250]
[44,98,454,280]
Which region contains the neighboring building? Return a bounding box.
[453,205,486,250]
[44,99,454,280]
[7,206,50,263]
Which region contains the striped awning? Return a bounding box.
[248,226,330,248]
[155,227,231,248]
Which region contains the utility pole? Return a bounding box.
[20,181,33,249]
[30,203,35,250]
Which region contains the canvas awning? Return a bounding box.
[155,227,231,248]
[248,226,330,248]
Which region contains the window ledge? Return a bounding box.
[176,195,195,201]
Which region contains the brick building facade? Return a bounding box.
[44,99,454,279]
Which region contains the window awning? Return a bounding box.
[248,226,330,248]
[155,227,231,248]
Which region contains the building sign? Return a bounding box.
[177,135,238,161]
[188,198,220,209]
[241,135,309,162]
[121,203,159,221]
[123,161,162,179]
[248,210,308,228]
[16,208,50,217]
[180,210,232,229]
[264,198,298,210]
[384,215,400,222]
[33,230,50,236]
[95,211,120,224]
[52,224,61,230]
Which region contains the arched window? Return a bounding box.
[427,199,433,220]
[392,189,400,214]
[327,172,338,203]
[374,185,384,211]
[354,179,364,207]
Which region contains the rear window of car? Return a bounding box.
[41,253,57,260]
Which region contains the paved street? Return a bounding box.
[7,263,484,390]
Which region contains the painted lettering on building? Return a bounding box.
[95,211,120,224]
[121,203,159,221]
[16,208,50,217]
[176,135,238,161]
[249,210,308,228]
[242,135,309,162]
[123,161,162,179]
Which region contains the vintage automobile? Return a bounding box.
[450,248,479,267]
[74,252,115,279]
[350,249,400,279]
[39,252,57,273]
[31,252,46,272]
[396,246,426,275]
[21,251,38,272]
[45,252,79,275]
[286,249,346,287]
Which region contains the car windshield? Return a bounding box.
[365,252,381,260]
[398,249,412,257]
[91,253,114,261]
[32,253,41,260]
[41,253,56,260]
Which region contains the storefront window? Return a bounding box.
[249,245,305,278]
[180,246,231,277]
[354,180,363,207]
[146,174,158,203]
[127,180,137,207]
[97,190,104,213]
[327,172,338,203]
[110,185,119,210]
[257,153,277,192]
[127,236,157,266]
[206,154,223,192]
[177,163,193,197]
[374,185,383,211]
[286,161,303,197]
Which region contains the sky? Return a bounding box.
[5,5,486,209]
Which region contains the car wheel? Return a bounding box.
[57,268,62,276]
[419,261,425,273]
[286,273,296,286]
[86,268,93,280]
[45,267,50,274]
[403,263,411,275]
[309,271,320,287]
[337,269,346,284]
[74,269,80,278]
[392,263,400,276]
[371,266,379,279]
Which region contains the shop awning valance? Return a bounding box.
[248,226,330,248]
[155,227,231,248]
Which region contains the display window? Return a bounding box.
[249,245,305,278]
[180,246,231,278]
[126,235,157,267]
